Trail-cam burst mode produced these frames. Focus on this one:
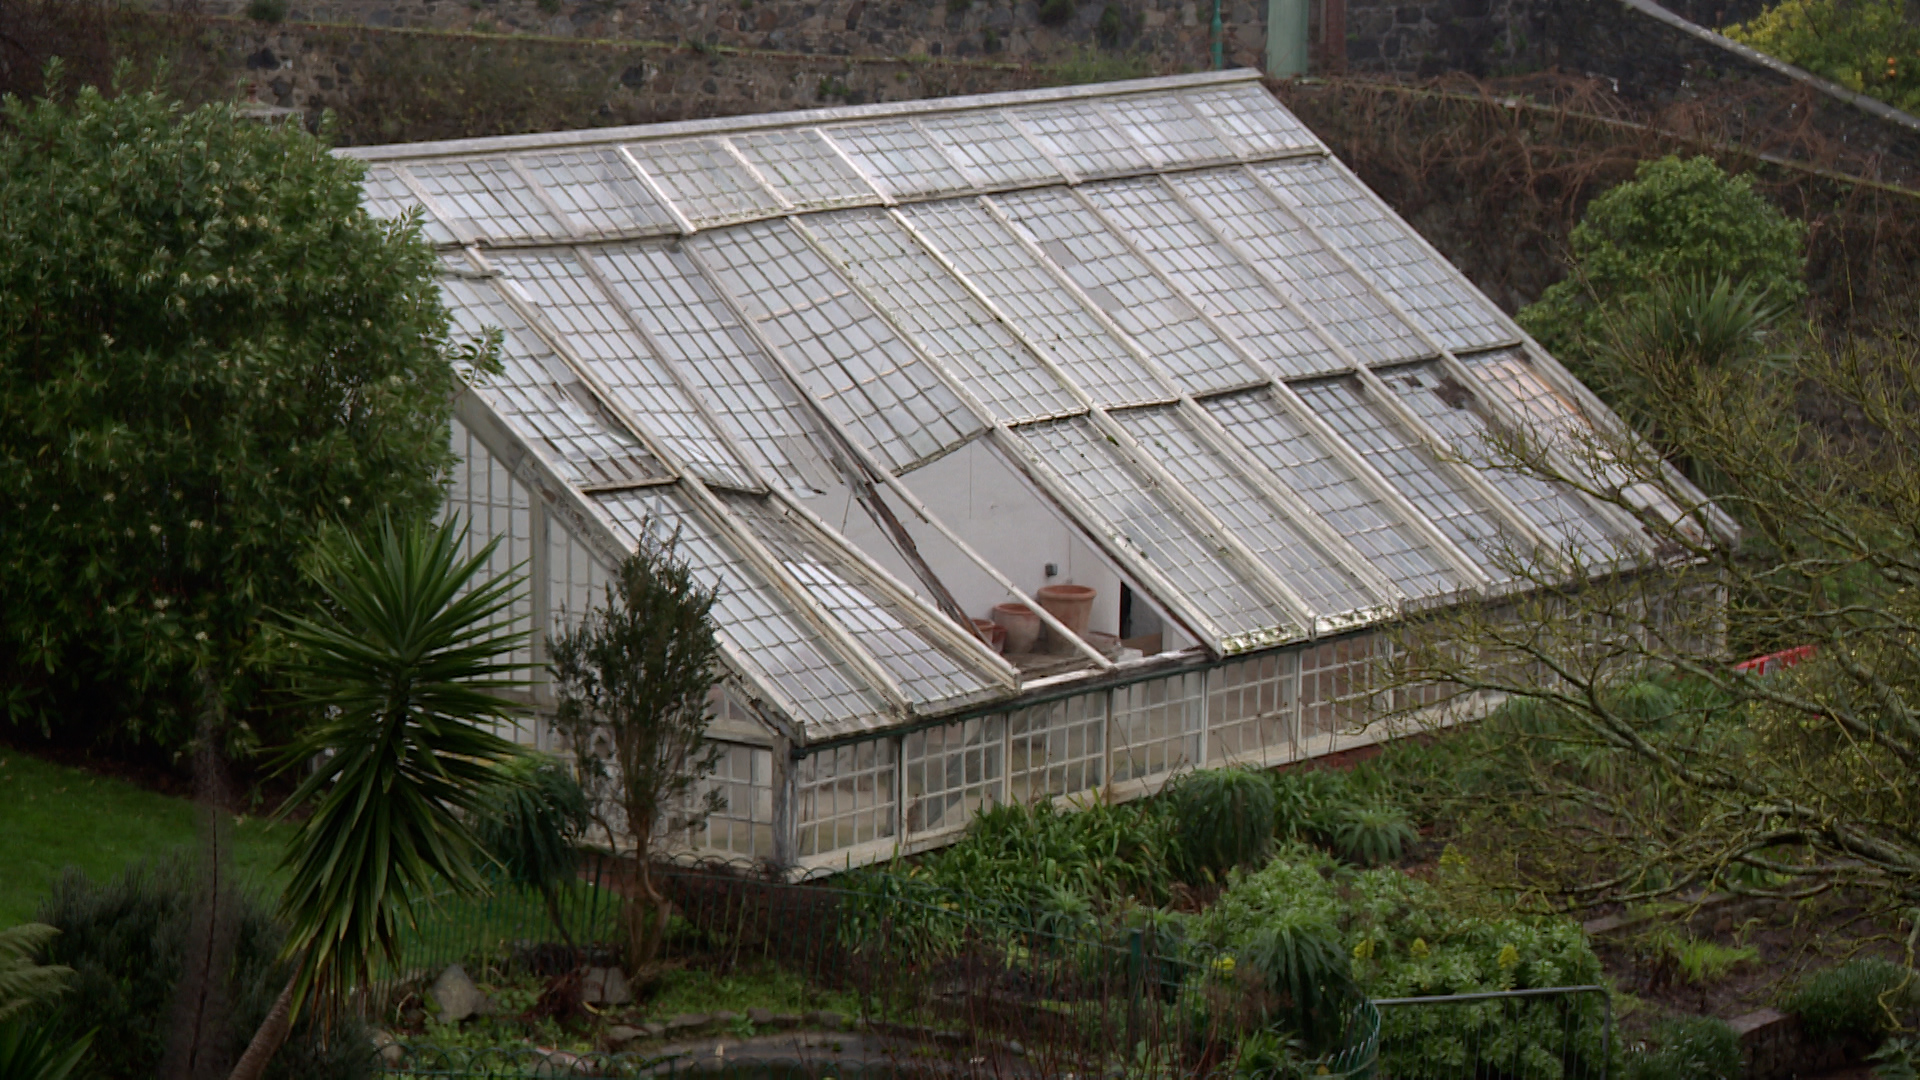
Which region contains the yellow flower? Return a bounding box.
[1211,955,1237,976]
[1497,944,1520,970]
[1410,938,1429,959]
[1353,938,1376,961]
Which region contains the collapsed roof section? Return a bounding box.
[345,70,1677,745]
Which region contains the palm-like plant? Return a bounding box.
[228,516,531,1080]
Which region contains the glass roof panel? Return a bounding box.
[1378,364,1621,563]
[1170,169,1429,366]
[1288,376,1518,582]
[1010,102,1151,178]
[359,166,459,245]
[724,495,997,707]
[1461,349,1686,531]
[1202,390,1461,599]
[626,138,782,227]
[995,189,1261,394]
[590,242,835,493]
[518,147,676,236]
[487,251,756,489]
[803,209,1080,424]
[901,200,1167,408]
[693,220,984,474]
[731,128,880,210]
[595,487,889,729]
[821,120,972,199]
[438,274,665,488]
[1117,407,1377,617]
[407,159,568,243]
[1256,159,1513,354]
[1018,417,1292,641]
[1101,95,1234,166]
[1081,178,1346,378]
[1181,84,1319,156]
[918,111,1061,188]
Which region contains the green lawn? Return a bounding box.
[0,751,294,926]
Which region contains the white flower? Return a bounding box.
[194,632,208,642]
[102,492,115,503]
[149,524,161,535]
[189,520,204,530]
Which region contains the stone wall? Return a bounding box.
[199,0,1271,70]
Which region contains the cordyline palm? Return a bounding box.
[227,517,530,1080]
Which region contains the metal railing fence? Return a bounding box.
[1371,985,1612,1080]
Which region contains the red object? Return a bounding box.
[1733,644,1816,676]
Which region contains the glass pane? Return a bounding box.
[919,111,1060,188]
[1181,84,1318,156]
[407,159,568,243]
[627,137,782,226]
[1102,94,1232,166]
[359,166,459,245]
[821,119,972,198]
[519,147,676,236]
[1010,101,1152,178]
[731,128,879,210]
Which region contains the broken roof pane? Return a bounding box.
[438,274,665,488]
[1010,101,1152,178]
[408,159,569,244]
[627,138,783,227]
[822,119,973,199]
[359,165,459,246]
[1202,390,1462,599]
[725,494,999,708]
[995,189,1262,394]
[1181,83,1320,156]
[1378,364,1622,563]
[1116,406,1379,618]
[590,242,836,493]
[596,487,890,730]
[1018,417,1293,644]
[1081,178,1346,378]
[1256,159,1513,354]
[902,200,1167,408]
[1290,376,1520,583]
[487,250,757,490]
[692,220,984,474]
[731,128,880,211]
[919,111,1061,188]
[802,209,1081,424]
[518,147,677,236]
[1170,169,1430,366]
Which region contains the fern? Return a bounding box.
[0,924,71,1023]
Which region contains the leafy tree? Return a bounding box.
[549,535,724,971]
[228,517,530,1080]
[0,77,467,757]
[1728,0,1920,113]
[1518,155,1806,374]
[1387,291,1920,915]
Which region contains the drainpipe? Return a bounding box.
[1212,0,1224,69]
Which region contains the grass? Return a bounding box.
[0,750,294,926]
[644,963,862,1020]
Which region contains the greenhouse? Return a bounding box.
[343,70,1694,872]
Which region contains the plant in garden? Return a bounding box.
[474,755,593,947]
[1517,155,1805,376]
[1166,768,1277,881]
[1328,804,1418,868]
[0,75,471,759]
[1237,912,1356,1048]
[0,922,90,1080]
[549,535,724,971]
[1626,1014,1743,1080]
[1785,958,1919,1043]
[34,858,369,1080]
[227,517,531,1080]
[1727,0,1920,112]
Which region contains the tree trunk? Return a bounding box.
[622,844,673,972]
[226,972,296,1080]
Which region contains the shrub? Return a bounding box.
[1727,0,1920,113]
[1786,958,1919,1043]
[1167,769,1277,880]
[244,0,288,22]
[1626,1015,1743,1080]
[1238,912,1356,1048]
[1517,155,1805,371]
[1328,804,1418,868]
[1038,0,1075,26]
[33,858,372,1080]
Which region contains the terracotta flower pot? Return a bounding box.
[971,618,1007,655]
[990,603,1042,655]
[1035,584,1097,636]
